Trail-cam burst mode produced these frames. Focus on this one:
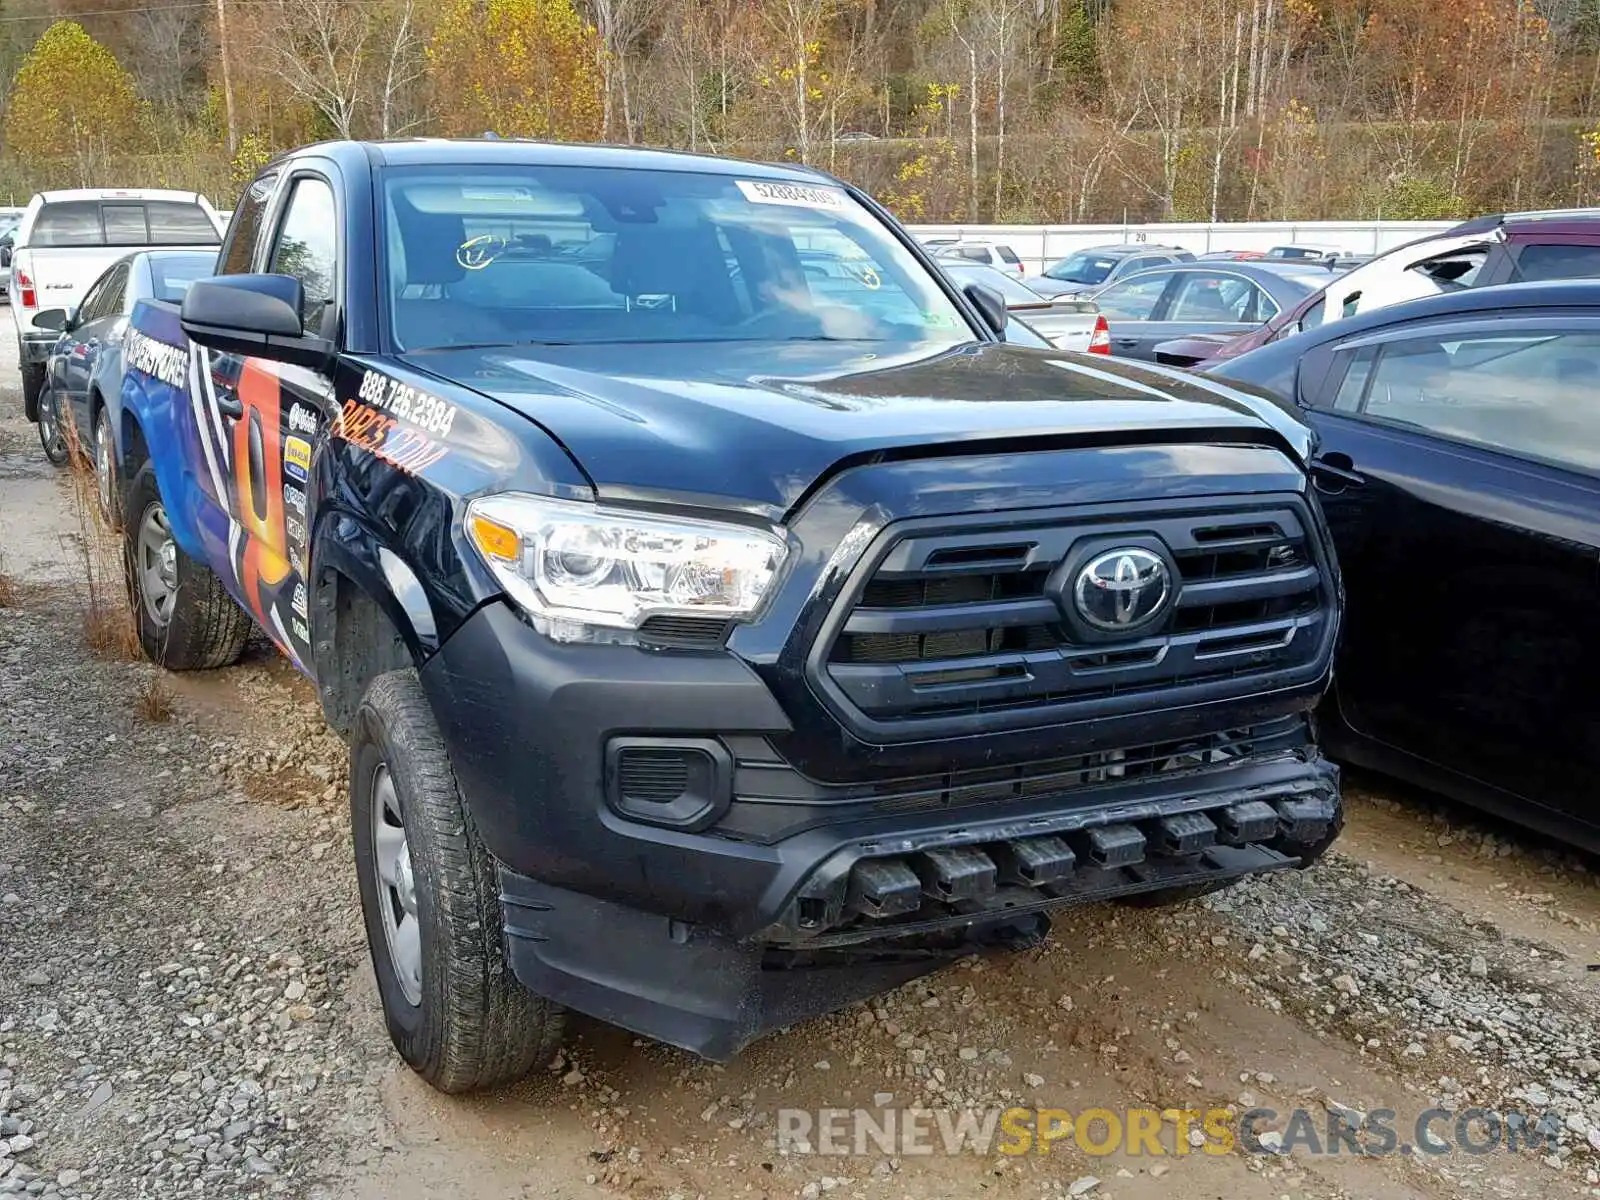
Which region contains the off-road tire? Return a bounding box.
[123,462,251,669]
[1116,807,1344,909]
[351,669,565,1094]
[21,361,45,421]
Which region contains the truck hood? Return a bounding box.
[400,340,1313,519]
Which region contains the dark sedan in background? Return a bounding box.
[33,249,215,515]
[1206,280,1600,853]
[1087,261,1325,360]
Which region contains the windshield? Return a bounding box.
[1043,251,1117,285]
[381,166,972,351]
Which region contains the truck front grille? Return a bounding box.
[717,716,1310,843]
[810,498,1333,731]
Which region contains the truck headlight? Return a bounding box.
[465,493,789,643]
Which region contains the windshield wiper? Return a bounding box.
[404,340,575,352]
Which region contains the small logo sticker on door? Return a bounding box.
[284,436,311,481]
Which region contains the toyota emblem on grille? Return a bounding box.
[1072,548,1171,632]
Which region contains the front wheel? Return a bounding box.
[123,463,251,669]
[37,383,68,466]
[352,669,565,1094]
[93,406,120,527]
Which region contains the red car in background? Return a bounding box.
[1154,208,1600,367]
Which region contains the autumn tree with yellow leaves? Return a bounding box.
[5,21,146,172]
[3,0,1600,224]
[426,0,604,141]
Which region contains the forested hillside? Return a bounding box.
[1,0,1596,221]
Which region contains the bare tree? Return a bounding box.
[215,0,237,155]
[130,3,207,117]
[377,0,423,138]
[590,0,647,140]
[257,0,371,139]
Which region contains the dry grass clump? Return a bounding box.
[133,674,175,723]
[60,406,138,660]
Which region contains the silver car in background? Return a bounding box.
[938,261,1108,352]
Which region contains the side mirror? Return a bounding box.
[32,307,69,332]
[1,247,11,269]
[180,274,333,370]
[963,282,1008,336]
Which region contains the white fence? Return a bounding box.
[906,220,1459,273]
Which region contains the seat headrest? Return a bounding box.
[392,204,468,287]
[610,223,738,320]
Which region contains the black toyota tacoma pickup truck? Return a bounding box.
[112,138,1342,1094]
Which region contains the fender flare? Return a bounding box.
[118,366,214,561]
[308,507,442,672]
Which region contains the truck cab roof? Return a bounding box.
[281,137,843,186]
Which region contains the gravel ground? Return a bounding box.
[1,344,1598,1200]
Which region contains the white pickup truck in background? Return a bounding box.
[7,189,223,415]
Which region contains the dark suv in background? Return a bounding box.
[1031,243,1195,299]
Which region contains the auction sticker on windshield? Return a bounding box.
[737,180,849,210]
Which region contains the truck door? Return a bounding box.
[228,173,340,674]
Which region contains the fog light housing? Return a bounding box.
[606,738,732,831]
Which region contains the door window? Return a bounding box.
[1508,243,1600,283]
[91,263,130,319]
[1295,296,1326,332]
[1328,328,1600,473]
[1165,273,1260,322]
[219,172,279,276]
[1406,248,1487,289]
[1093,272,1171,320]
[268,176,337,334]
[74,274,109,324]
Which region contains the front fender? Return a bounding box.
[309,505,443,669]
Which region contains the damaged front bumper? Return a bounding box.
[496,756,1339,1062]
